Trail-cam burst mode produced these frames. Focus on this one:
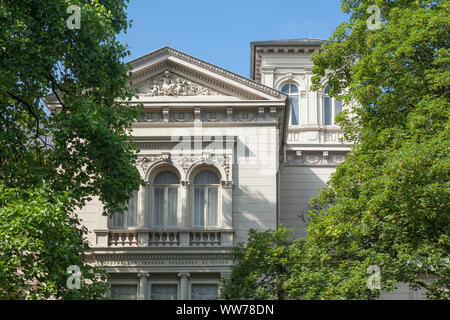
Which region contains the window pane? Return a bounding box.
[191,284,218,300]
[291,96,299,125]
[194,187,205,227]
[154,187,164,226]
[112,212,123,228]
[167,188,178,227]
[154,171,180,184]
[281,83,299,94]
[324,97,331,125]
[207,188,218,226]
[194,171,219,185]
[289,83,298,94]
[127,191,137,227]
[111,284,137,300]
[335,99,342,117]
[151,284,178,300]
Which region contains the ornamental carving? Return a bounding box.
[286,151,347,166]
[135,155,166,172]
[136,153,232,182]
[136,70,222,97]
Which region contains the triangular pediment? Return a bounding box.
[44,46,287,107]
[129,47,287,102]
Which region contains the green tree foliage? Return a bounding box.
[0,0,142,298]
[221,227,293,300]
[225,0,449,300]
[0,0,142,215]
[285,0,449,299]
[0,183,108,299]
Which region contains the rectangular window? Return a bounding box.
[335,99,342,118]
[151,284,178,300]
[291,97,299,125]
[191,284,218,300]
[167,188,178,226]
[324,97,332,125]
[127,192,137,227]
[110,284,137,300]
[194,187,205,227]
[154,187,164,227]
[112,212,123,228]
[207,188,218,227]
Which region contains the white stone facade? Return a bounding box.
[45,40,422,300]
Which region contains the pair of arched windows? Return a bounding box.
[111,169,220,229]
[281,82,343,126]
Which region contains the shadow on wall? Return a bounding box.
[278,165,334,239]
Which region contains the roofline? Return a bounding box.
[127,46,287,100]
[250,39,326,80]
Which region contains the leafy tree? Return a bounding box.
[0,0,143,298]
[0,183,108,299]
[0,0,142,215]
[285,0,449,299]
[224,0,448,300]
[221,227,293,300]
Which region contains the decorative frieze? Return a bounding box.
[92,252,233,268]
[136,70,222,97]
[286,151,347,166]
[136,153,232,182]
[136,106,280,124]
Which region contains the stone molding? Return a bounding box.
[91,251,233,268]
[136,106,281,125]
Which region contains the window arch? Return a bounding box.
[153,171,180,227]
[193,170,220,228]
[281,82,300,125]
[323,86,343,125]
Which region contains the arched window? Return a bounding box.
[323,86,343,125]
[193,170,219,228]
[281,83,300,125]
[111,190,138,228]
[153,171,180,227]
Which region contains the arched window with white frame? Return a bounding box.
[192,170,220,228]
[152,170,180,228]
[323,86,343,126]
[281,82,300,125]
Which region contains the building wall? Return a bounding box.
[254,42,348,239]
[279,166,335,239]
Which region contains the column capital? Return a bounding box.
[137,272,150,279]
[178,272,190,279]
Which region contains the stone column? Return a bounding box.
[137,272,149,300]
[178,272,190,299]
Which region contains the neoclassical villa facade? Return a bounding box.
[45,39,422,300]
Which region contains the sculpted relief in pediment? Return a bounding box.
[135,70,223,97]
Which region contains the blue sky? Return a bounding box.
[117,0,348,78]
